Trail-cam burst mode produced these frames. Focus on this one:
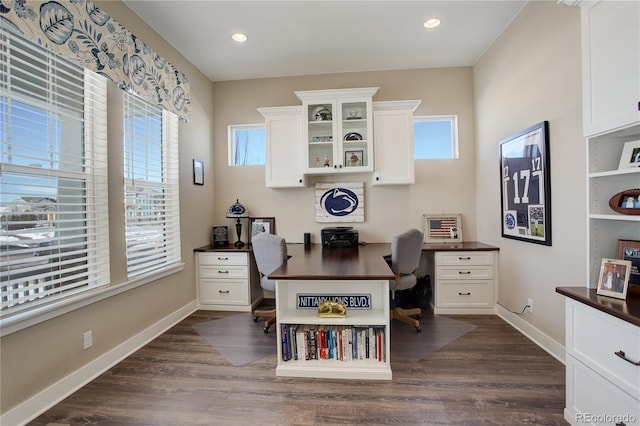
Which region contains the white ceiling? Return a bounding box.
[122,0,528,82]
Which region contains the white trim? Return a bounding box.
[496,303,566,364]
[0,300,197,426]
[0,263,184,337]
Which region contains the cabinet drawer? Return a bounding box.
[436,251,493,266]
[566,355,639,425]
[436,266,493,280]
[567,299,640,400]
[199,279,249,305]
[199,252,247,266]
[200,265,247,279]
[435,281,493,309]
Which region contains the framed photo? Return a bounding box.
[618,140,640,169]
[423,214,463,243]
[617,239,640,287]
[211,226,229,247]
[193,159,204,185]
[344,150,363,167]
[499,121,551,246]
[596,258,631,300]
[248,217,275,243]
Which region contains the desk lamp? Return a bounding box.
[226,199,249,248]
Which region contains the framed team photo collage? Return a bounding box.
[499,121,551,246]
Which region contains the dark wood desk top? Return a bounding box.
[556,286,640,327]
[270,243,395,281]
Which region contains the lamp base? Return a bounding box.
[233,218,244,248]
[234,240,245,248]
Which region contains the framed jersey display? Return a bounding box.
[499,121,551,246]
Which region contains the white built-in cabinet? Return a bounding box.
[372,100,421,185]
[295,87,378,174]
[581,0,640,136]
[258,106,305,188]
[560,1,640,424]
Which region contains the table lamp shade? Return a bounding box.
[226,199,248,247]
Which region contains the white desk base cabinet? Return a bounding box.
[430,250,498,315]
[563,297,639,426]
[196,250,261,312]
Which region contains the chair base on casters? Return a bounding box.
[253,308,276,333]
[391,307,422,332]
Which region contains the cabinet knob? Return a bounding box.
[334,165,337,169]
[376,176,379,181]
[299,179,302,183]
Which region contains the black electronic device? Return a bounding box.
[321,227,359,248]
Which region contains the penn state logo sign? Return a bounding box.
[315,182,364,223]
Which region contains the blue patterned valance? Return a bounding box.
[0,0,191,122]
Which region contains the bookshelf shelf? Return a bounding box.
[274,279,392,380]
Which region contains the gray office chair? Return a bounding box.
[251,232,287,333]
[388,228,424,332]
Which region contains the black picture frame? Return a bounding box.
[248,217,276,244]
[499,121,551,245]
[193,159,204,185]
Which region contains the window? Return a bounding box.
[124,92,181,278]
[0,31,109,314]
[228,124,265,166]
[414,115,459,159]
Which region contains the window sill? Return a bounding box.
[0,262,184,337]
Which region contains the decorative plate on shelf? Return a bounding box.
[312,106,332,121]
[344,132,362,141]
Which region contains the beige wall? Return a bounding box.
[1,0,214,415]
[474,1,584,344]
[212,67,478,244]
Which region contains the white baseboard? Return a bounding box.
[1,300,198,426]
[496,303,566,364]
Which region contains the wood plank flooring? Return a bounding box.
[30,311,567,425]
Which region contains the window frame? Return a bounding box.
[227,123,266,166]
[413,115,459,160]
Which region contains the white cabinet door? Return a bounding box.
[258,106,305,188]
[581,0,640,136]
[372,100,420,186]
[296,88,378,175]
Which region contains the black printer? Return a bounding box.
[321,227,359,248]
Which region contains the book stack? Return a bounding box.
[280,324,385,362]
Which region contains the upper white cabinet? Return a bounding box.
[581,0,640,136]
[372,100,420,186]
[295,88,378,174]
[258,106,305,188]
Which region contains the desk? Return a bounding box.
[269,243,394,380]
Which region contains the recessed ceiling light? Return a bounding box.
[423,18,441,29]
[231,33,248,43]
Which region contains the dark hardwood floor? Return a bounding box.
[30,310,567,425]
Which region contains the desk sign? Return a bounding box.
[297,293,371,310]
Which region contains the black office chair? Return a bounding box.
[251,232,287,333]
[387,228,424,332]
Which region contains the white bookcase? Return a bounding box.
[274,279,391,380]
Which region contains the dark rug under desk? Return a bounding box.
[193,313,476,366]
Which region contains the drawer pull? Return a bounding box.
[615,422,626,426]
[218,270,230,274]
[217,257,229,260]
[614,350,640,366]
[458,271,472,275]
[218,290,230,294]
[458,256,471,260]
[458,292,471,296]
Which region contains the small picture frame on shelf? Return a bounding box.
[617,239,640,289]
[211,226,229,247]
[423,214,463,243]
[618,140,640,169]
[248,217,276,243]
[344,150,363,167]
[596,258,631,300]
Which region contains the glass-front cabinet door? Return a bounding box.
[296,88,378,174]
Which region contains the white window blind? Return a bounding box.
[124,92,180,278]
[0,30,110,314]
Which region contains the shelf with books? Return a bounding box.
[274,279,391,380]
